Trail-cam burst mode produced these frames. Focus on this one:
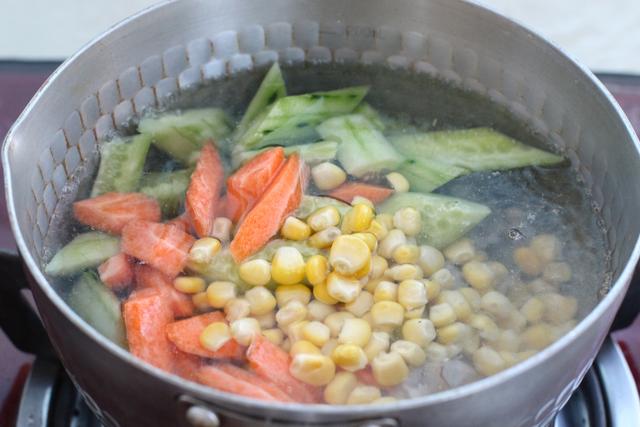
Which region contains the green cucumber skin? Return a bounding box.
[139,169,192,217]
[391,127,564,172]
[91,135,152,197]
[317,114,404,177]
[236,86,369,150]
[378,192,491,249]
[45,232,120,277]
[138,108,232,164]
[399,158,468,193]
[231,140,339,169]
[67,271,127,348]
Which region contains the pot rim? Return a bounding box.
[4,0,640,417]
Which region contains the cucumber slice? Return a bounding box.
[91,135,151,197]
[354,103,385,130]
[67,271,126,348]
[390,128,564,172]
[317,114,404,177]
[231,141,339,169]
[138,108,232,164]
[236,86,369,150]
[45,232,120,276]
[294,195,351,219]
[139,169,192,217]
[378,192,491,249]
[187,249,241,285]
[235,63,286,138]
[399,158,468,193]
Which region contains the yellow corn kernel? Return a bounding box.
[331,344,368,371]
[393,207,422,236]
[224,298,251,322]
[390,339,427,367]
[425,342,448,362]
[498,310,527,333]
[276,300,308,328]
[508,283,533,308]
[444,239,476,265]
[423,279,441,301]
[344,291,374,317]
[255,311,276,329]
[520,296,545,323]
[473,346,506,376]
[366,219,388,240]
[308,226,342,249]
[245,286,277,316]
[373,280,398,302]
[378,229,407,259]
[371,301,405,330]
[174,276,206,294]
[351,232,378,252]
[238,259,272,287]
[200,322,231,351]
[418,245,445,276]
[437,290,472,321]
[495,330,521,353]
[230,317,261,346]
[338,318,372,347]
[281,216,312,241]
[542,262,572,284]
[326,272,361,303]
[437,322,472,345]
[303,321,331,347]
[459,287,481,311]
[290,340,322,356]
[397,279,428,310]
[384,264,423,281]
[275,284,311,307]
[371,351,409,386]
[481,291,515,320]
[402,318,436,347]
[329,235,371,277]
[488,261,509,283]
[307,206,341,232]
[271,246,306,285]
[321,338,339,356]
[281,338,291,352]
[324,371,358,405]
[313,281,338,305]
[206,281,237,309]
[370,256,388,280]
[192,292,210,311]
[431,268,455,289]
[429,302,457,328]
[351,196,375,210]
[528,278,556,295]
[347,385,382,405]
[392,244,420,264]
[363,331,390,362]
[305,255,329,286]
[290,353,336,386]
[521,323,555,350]
[311,162,347,191]
[530,234,562,264]
[513,247,543,276]
[363,277,382,294]
[324,312,356,337]
[539,293,578,325]
[386,172,410,192]
[346,203,375,233]
[188,237,221,265]
[262,328,284,346]
[286,320,310,342]
[462,261,495,291]
[468,313,500,342]
[307,300,336,321]
[405,305,425,319]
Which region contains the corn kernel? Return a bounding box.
[436,322,471,345]
[540,293,578,325]
[397,279,428,311]
[290,340,322,356]
[254,311,276,329]
[521,323,555,350]
[286,320,310,342]
[346,203,375,233]
[488,262,509,284]
[245,286,277,316]
[393,207,422,236]
[303,321,331,347]
[224,297,251,322]
[372,352,409,386]
[309,226,342,249]
[462,332,481,356]
[508,283,532,308]
[417,245,445,276]
[275,284,311,307]
[174,276,206,294]
[431,268,455,289]
[192,291,211,311]
[542,262,572,284]
[468,314,500,342]
[444,239,475,265]
[347,385,382,405]
[290,353,336,386]
[402,318,436,347]
[429,303,457,328]
[481,291,515,320]
[530,234,561,264]
[495,330,521,353]
[473,346,506,376]
[363,277,381,294]
[313,281,339,305]
[520,297,545,323]
[311,162,347,191]
[371,301,405,330]
[459,287,482,311]
[437,290,472,321]
[307,206,341,232]
[276,300,308,328]
[329,235,371,278]
[238,259,272,287]
[405,306,425,319]
[307,299,336,321]
[369,256,388,281]
[200,322,230,351]
[211,218,232,243]
[321,338,339,356]
[324,371,358,404]
[351,233,378,252]
[305,255,329,286]
[499,351,519,368]
[338,318,372,347]
[345,291,374,317]
[351,196,375,210]
[188,237,221,265]
[513,247,543,277]
[324,311,356,337]
[386,172,410,192]
[206,281,237,308]
[326,272,361,303]
[446,344,463,358]
[362,311,374,325]
[373,281,398,302]
[424,342,448,362]
[281,338,291,352]
[271,247,306,285]
[364,331,390,362]
[423,279,441,300]
[385,264,423,281]
[392,244,420,264]
[376,213,394,230]
[528,278,556,295]
[366,219,388,240]
[331,344,368,371]
[230,317,261,346]
[281,216,312,241]
[462,261,496,291]
[262,328,284,346]
[378,229,407,259]
[391,340,427,367]
[499,310,527,333]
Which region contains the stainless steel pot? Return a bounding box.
[3,1,640,426]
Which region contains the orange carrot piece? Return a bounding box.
[215,363,295,402]
[98,253,134,291]
[185,143,224,237]
[134,265,194,318]
[327,182,394,204]
[226,147,285,223]
[165,312,245,360]
[196,365,288,402]
[246,334,319,403]
[122,220,195,278]
[166,213,192,234]
[172,350,201,382]
[230,154,303,262]
[73,192,161,234]
[123,288,175,371]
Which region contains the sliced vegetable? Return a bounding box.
[138,108,232,164]
[187,248,242,285]
[317,114,404,177]
[378,192,491,249]
[166,213,192,233]
[327,183,394,205]
[91,135,152,197]
[134,265,194,318]
[230,154,304,262]
[214,363,295,402]
[122,220,195,278]
[390,128,564,172]
[236,86,369,150]
[353,103,385,131]
[172,352,201,381]
[67,271,126,347]
[232,141,339,169]
[98,253,134,291]
[166,312,245,359]
[185,143,224,237]
[294,195,351,219]
[398,158,467,193]
[73,192,161,235]
[139,169,191,217]
[45,232,120,276]
[196,364,292,402]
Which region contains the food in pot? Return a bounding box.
[45,63,605,403]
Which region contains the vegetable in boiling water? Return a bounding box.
[139,169,191,217]
[45,232,120,276]
[398,158,467,193]
[232,140,338,169]
[91,134,151,196]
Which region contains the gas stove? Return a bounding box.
[1,63,640,427]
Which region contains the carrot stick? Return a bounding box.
[73,192,161,234]
[166,213,192,234]
[185,143,224,237]
[134,265,194,318]
[196,364,289,402]
[327,182,394,204]
[215,363,295,402]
